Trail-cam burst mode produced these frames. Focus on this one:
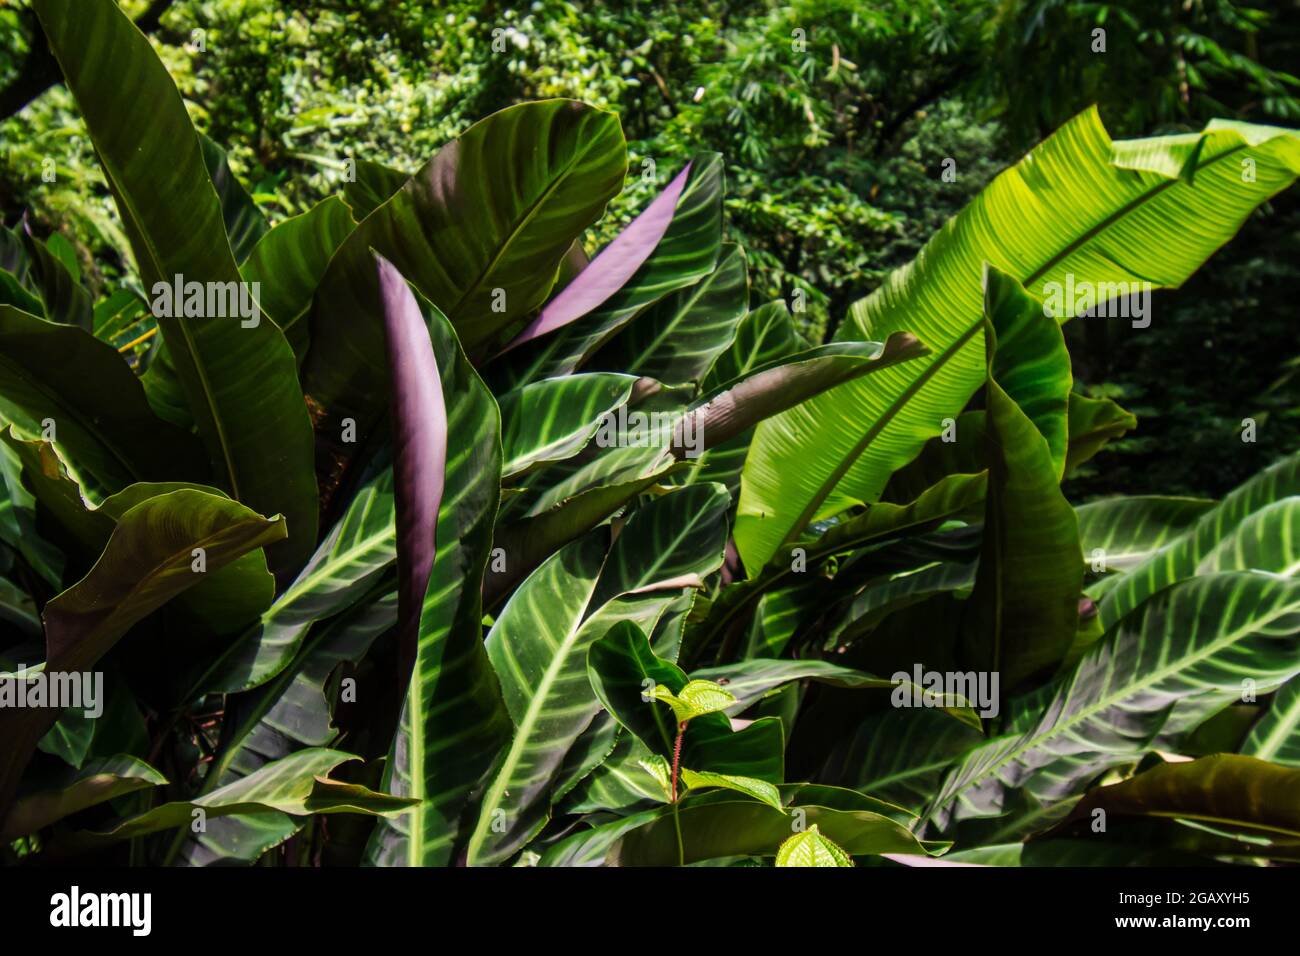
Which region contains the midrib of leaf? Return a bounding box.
[941,583,1296,807]
[861,757,960,793]
[447,128,615,322]
[777,141,1248,554]
[470,609,590,859]
[98,160,242,498]
[622,251,725,369]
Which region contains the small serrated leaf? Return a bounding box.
[776,825,855,867]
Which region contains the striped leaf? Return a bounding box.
[62,749,413,851]
[491,153,724,387]
[498,373,638,478]
[468,485,730,864]
[736,109,1300,572]
[679,301,807,496]
[174,592,396,865]
[1242,677,1300,767]
[823,708,984,814]
[1076,495,1217,576]
[1099,450,1300,627]
[364,301,510,867]
[0,489,286,816]
[927,573,1300,829]
[203,468,397,693]
[302,99,627,469]
[590,243,749,386]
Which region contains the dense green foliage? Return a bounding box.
[1,0,1299,868]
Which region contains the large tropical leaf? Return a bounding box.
[202,468,396,693]
[491,153,724,387]
[1076,495,1217,575]
[498,373,638,478]
[301,99,627,465]
[589,243,749,386]
[736,109,1300,572]
[960,267,1081,688]
[364,303,511,867]
[467,484,730,865]
[0,430,276,635]
[240,196,355,338]
[1242,676,1300,767]
[58,749,413,852]
[607,786,937,865]
[1098,450,1300,626]
[172,591,396,865]
[198,133,269,266]
[1069,754,1300,842]
[0,490,285,815]
[34,0,319,572]
[0,305,206,489]
[1,754,164,840]
[927,573,1300,829]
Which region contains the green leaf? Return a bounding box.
[198,133,269,266]
[340,159,410,221]
[591,243,749,386]
[1064,392,1137,474]
[0,489,286,815]
[653,679,737,723]
[1076,495,1217,578]
[485,444,683,606]
[493,153,724,387]
[0,430,275,636]
[961,267,1081,688]
[928,573,1300,829]
[0,305,207,489]
[202,468,397,693]
[608,788,935,865]
[1099,450,1300,627]
[775,824,854,867]
[365,303,512,867]
[678,301,807,496]
[681,768,784,812]
[585,621,784,780]
[824,708,984,814]
[173,591,396,865]
[692,471,986,654]
[1,754,165,840]
[240,196,355,337]
[1071,754,1300,841]
[498,373,638,478]
[468,484,730,864]
[20,225,92,330]
[62,749,414,850]
[34,0,319,573]
[736,108,1300,572]
[301,99,627,463]
[689,658,925,713]
[1243,676,1300,767]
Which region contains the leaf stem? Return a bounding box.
[671,721,686,801]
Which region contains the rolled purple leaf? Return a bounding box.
[497,160,693,354]
[375,252,447,694]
